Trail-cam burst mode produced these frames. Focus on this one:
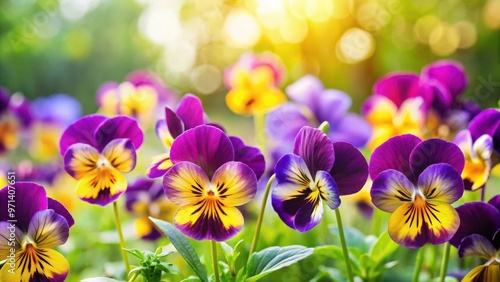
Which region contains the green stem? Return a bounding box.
[412,246,425,282]
[248,174,276,262]
[253,111,267,154]
[334,208,354,282]
[372,208,381,236]
[212,240,221,282]
[439,242,451,282]
[113,201,131,275]
[481,187,486,202]
[127,272,138,282]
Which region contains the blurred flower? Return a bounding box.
[97,70,177,126]
[370,134,465,248]
[454,109,500,191]
[224,52,287,115]
[0,87,32,154]
[0,182,74,281]
[147,94,210,178]
[449,195,500,281]
[28,94,82,161]
[345,179,374,219]
[162,125,264,241]
[60,115,143,206]
[125,178,176,241]
[272,126,368,232]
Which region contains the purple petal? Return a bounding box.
[410,138,465,178]
[63,143,100,179]
[293,195,324,232]
[315,89,352,124]
[162,162,211,206]
[469,109,500,154]
[0,181,48,232]
[32,94,82,126]
[164,107,184,139]
[328,114,372,148]
[286,75,324,112]
[8,93,32,127]
[125,178,155,212]
[488,195,500,213]
[176,94,205,131]
[102,138,137,173]
[329,142,368,196]
[47,198,74,228]
[371,169,415,213]
[458,234,497,259]
[146,153,172,178]
[449,202,500,248]
[369,134,421,181]
[417,163,464,203]
[0,221,24,255]
[0,87,10,113]
[96,81,119,107]
[229,136,266,180]
[266,102,311,141]
[211,161,258,206]
[170,125,234,178]
[293,127,335,174]
[275,154,313,185]
[373,73,421,107]
[59,114,106,155]
[126,70,178,106]
[315,170,340,210]
[94,115,144,151]
[28,209,69,248]
[421,60,467,98]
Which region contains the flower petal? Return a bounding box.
[47,198,74,228]
[176,94,205,130]
[373,73,421,107]
[162,162,211,206]
[59,114,106,155]
[146,153,173,178]
[458,234,497,259]
[28,210,69,248]
[94,116,143,151]
[293,193,324,232]
[328,114,372,148]
[329,142,368,196]
[421,60,467,98]
[170,125,234,178]
[418,163,464,203]
[125,178,155,211]
[174,202,244,241]
[63,143,100,180]
[75,167,127,206]
[134,216,162,240]
[271,182,308,229]
[266,102,312,141]
[464,135,494,190]
[469,109,500,153]
[0,247,70,282]
[315,170,340,210]
[462,264,500,282]
[369,134,421,181]
[315,89,352,125]
[286,75,323,112]
[275,154,313,186]
[156,119,175,148]
[410,138,465,178]
[371,169,415,213]
[102,138,137,173]
[211,162,258,207]
[488,195,500,213]
[126,70,177,106]
[229,136,266,180]
[293,126,335,174]
[0,182,48,232]
[0,221,24,258]
[362,96,398,125]
[449,202,500,248]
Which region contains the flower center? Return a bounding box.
[96,157,110,169]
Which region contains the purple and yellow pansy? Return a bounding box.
[97,70,177,125]
[0,87,32,154]
[0,182,74,281]
[59,115,143,206]
[272,126,368,232]
[147,94,213,178]
[449,195,500,281]
[125,178,176,240]
[224,52,287,115]
[370,134,465,248]
[162,125,265,241]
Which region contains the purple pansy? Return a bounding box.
[125,178,175,241]
[0,87,32,154]
[370,134,465,248]
[0,182,74,281]
[272,126,368,232]
[59,115,143,206]
[162,125,265,241]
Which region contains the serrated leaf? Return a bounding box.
[150,217,208,282]
[245,245,313,282]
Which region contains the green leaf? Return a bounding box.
[245,245,313,282]
[369,231,399,263]
[150,217,209,282]
[329,226,368,251]
[124,248,144,260]
[81,278,122,282]
[181,276,202,282]
[310,266,346,282]
[314,245,362,276]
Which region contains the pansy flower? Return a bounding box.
[97,70,177,125]
[0,182,74,281]
[454,108,500,191]
[125,178,176,240]
[370,134,465,248]
[162,125,265,241]
[272,126,368,232]
[59,115,143,206]
[224,52,287,115]
[28,94,82,161]
[147,94,208,178]
[0,87,32,154]
[449,195,500,281]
